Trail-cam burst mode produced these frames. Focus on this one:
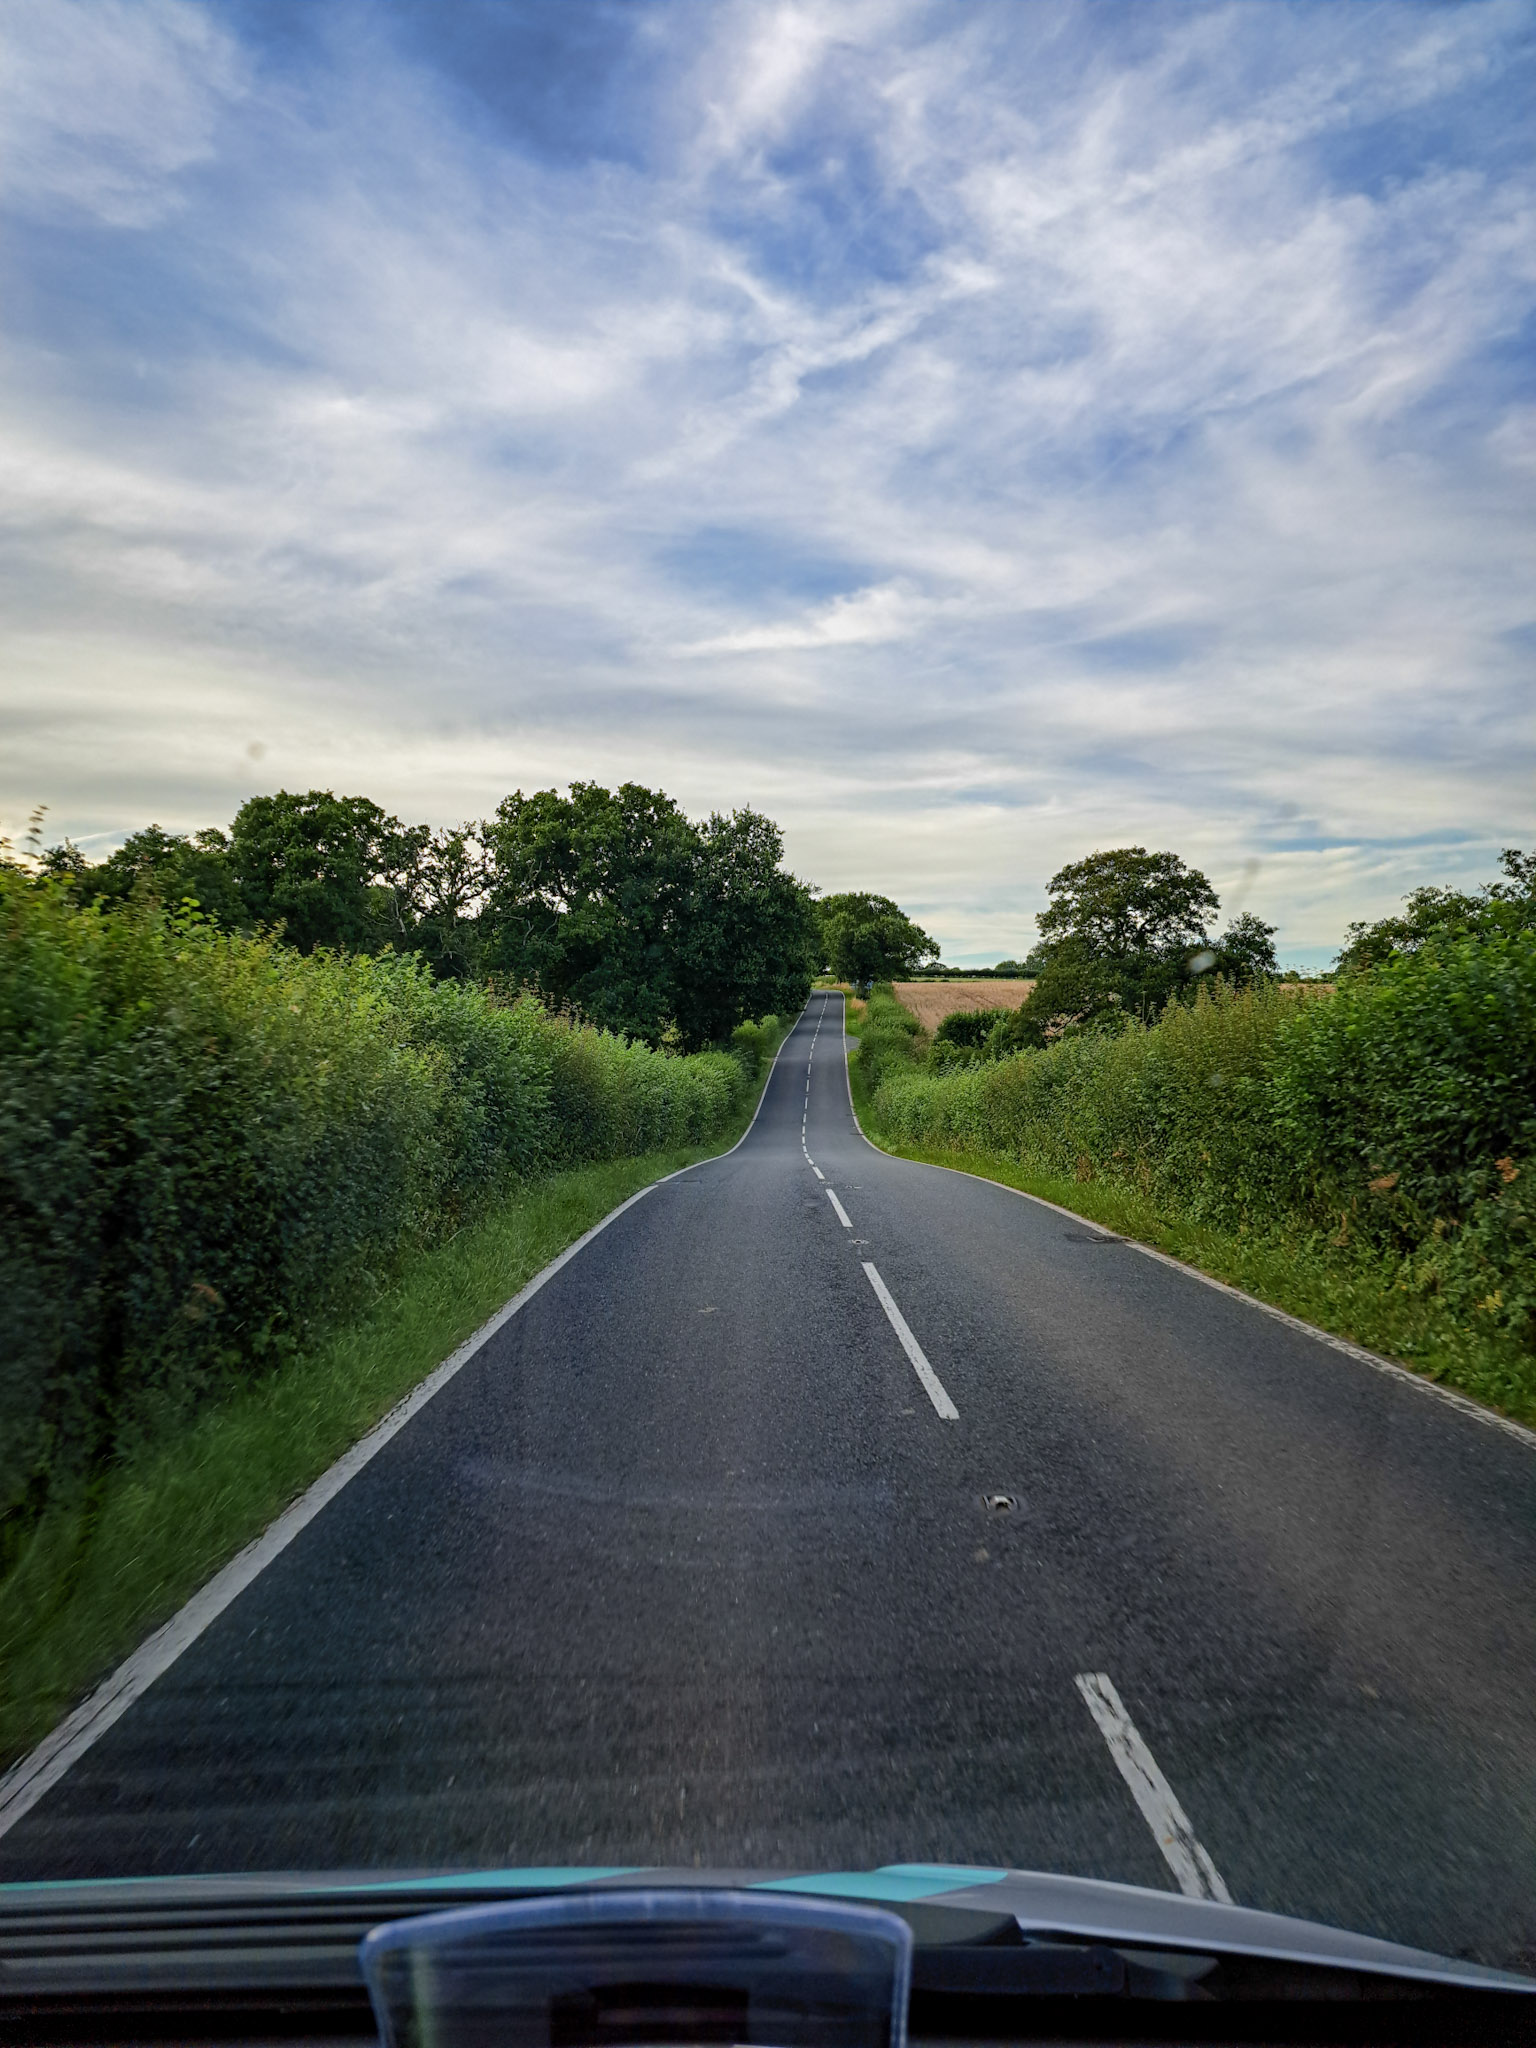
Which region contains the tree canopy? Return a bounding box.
[227,790,423,956]
[1036,847,1219,960]
[1334,850,1535,974]
[35,782,813,1046]
[814,891,938,987]
[483,782,814,1048]
[1212,910,1278,983]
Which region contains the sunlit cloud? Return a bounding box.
[1,0,1531,965]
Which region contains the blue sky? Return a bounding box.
[2,0,1532,967]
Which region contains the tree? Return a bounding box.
[671,808,816,1049]
[815,892,939,988]
[1036,847,1218,959]
[1032,846,1219,1017]
[484,784,812,1048]
[46,824,248,929]
[1212,911,1278,983]
[228,791,418,954]
[407,824,492,981]
[995,944,1127,1050]
[1335,851,1535,974]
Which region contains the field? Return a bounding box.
[891,979,1034,1030]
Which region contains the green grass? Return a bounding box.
[0,1033,787,1773]
[848,1045,1536,1431]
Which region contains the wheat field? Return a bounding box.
[890,979,1034,1031]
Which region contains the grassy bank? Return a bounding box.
[844,982,1535,1430]
[0,1024,788,1772]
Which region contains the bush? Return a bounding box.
[0,875,763,1542]
[871,941,1535,1358]
[852,984,925,1092]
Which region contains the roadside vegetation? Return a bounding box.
[2,788,806,1768]
[848,850,1536,1426]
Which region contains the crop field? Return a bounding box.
[891,979,1034,1030]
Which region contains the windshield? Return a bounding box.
[1,0,1532,1995]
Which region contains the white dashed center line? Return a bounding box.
[861,1262,958,1421]
[1075,1672,1232,1903]
[826,1189,852,1227]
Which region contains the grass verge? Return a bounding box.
[0,1031,788,1774]
[847,1044,1536,1432]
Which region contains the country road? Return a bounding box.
[3,993,1533,1970]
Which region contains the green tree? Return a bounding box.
[485,785,814,1047]
[45,824,247,929]
[1036,846,1219,959]
[407,825,491,982]
[1031,846,1219,1018]
[228,791,419,954]
[672,808,816,1049]
[994,943,1127,1050]
[1334,850,1535,974]
[815,891,938,988]
[483,782,700,1042]
[1213,910,1278,983]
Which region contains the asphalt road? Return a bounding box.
[4,994,1534,1969]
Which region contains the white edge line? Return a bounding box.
[862,1260,958,1420]
[1075,1672,1232,1905]
[826,1188,852,1227]
[0,1004,811,1841]
[833,996,1535,1456]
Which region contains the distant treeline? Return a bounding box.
[40,783,816,1052]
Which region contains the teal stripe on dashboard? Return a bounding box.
[755,1866,1007,1903]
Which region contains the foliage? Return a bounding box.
[41,783,813,1034]
[0,872,770,1546]
[867,931,1536,1380]
[42,824,248,930]
[995,943,1128,1048]
[933,1006,1008,1050]
[227,790,424,955]
[1212,910,1278,982]
[1029,846,1221,1019]
[1037,845,1219,958]
[484,783,813,1048]
[673,808,818,1049]
[849,983,927,1091]
[814,891,938,987]
[1334,848,1535,973]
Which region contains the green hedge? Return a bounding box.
[869,934,1536,1360]
[1,874,766,1538]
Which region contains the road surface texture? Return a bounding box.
[3,995,1533,1969]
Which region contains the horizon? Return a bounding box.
[3,0,1532,975]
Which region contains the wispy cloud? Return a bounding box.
[1,0,1531,960]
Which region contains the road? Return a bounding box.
[3,993,1533,1969]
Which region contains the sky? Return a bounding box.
[2,0,1533,968]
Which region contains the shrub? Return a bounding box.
[853,984,925,1091]
[0,875,763,1542]
[871,940,1535,1358]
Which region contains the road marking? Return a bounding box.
[827,1189,852,1227]
[862,1262,958,1420]
[1075,1672,1232,1904]
[811,1165,824,1180]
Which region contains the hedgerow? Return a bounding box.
[0,874,767,1543]
[868,936,1536,1369]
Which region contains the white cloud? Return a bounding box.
[0,0,1531,958]
[0,0,243,226]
